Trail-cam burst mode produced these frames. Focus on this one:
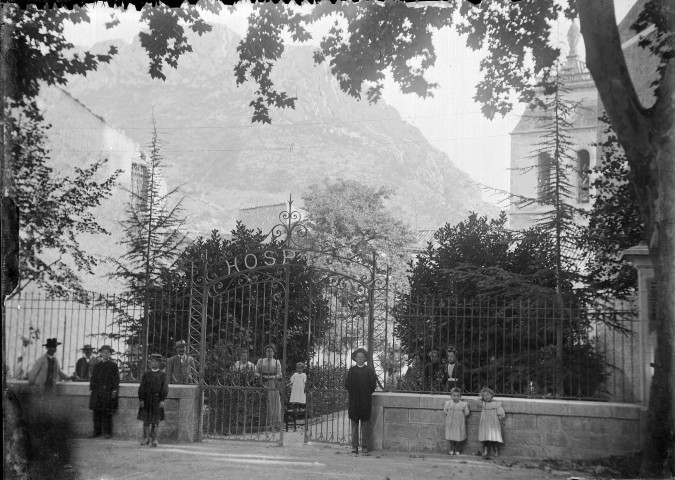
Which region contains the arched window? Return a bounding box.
[577,149,590,203]
[537,152,551,201]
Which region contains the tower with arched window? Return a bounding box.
[508,21,599,231]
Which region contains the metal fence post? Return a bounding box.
[367,252,376,364]
[197,252,209,441]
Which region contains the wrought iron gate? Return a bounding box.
[194,200,382,445]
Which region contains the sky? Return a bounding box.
[62,0,638,205]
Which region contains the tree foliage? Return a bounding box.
[8,100,122,298]
[109,120,188,296]
[3,4,118,103]
[301,178,414,285]
[4,1,673,474]
[395,212,610,398]
[579,116,645,299]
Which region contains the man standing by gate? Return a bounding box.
[165,340,197,384]
[74,344,99,381]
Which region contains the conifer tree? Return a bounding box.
[109,119,188,372]
[512,67,587,395]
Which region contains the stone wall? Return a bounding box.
[371,393,645,459]
[8,381,200,443]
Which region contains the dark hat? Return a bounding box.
[351,348,369,361]
[149,353,163,360]
[174,340,187,349]
[81,344,95,352]
[263,344,276,354]
[43,338,62,348]
[98,345,115,353]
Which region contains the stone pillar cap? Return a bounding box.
[620,241,653,266]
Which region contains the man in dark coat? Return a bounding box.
[345,347,377,455]
[165,340,198,384]
[138,353,169,447]
[89,345,119,438]
[74,345,99,381]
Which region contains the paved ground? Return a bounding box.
[67,430,584,480]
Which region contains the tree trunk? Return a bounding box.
[578,0,674,476]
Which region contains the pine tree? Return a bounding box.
[109,119,188,372]
[513,66,587,395]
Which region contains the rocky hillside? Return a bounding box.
[65,24,499,235]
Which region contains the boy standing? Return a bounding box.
[345,348,377,455]
[138,353,168,447]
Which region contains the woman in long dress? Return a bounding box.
[256,344,282,430]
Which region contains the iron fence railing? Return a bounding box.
[4,288,192,383]
[4,291,640,403]
[376,295,639,402]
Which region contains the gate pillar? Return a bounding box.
[621,242,655,406]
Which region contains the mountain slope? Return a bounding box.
[65,24,498,235]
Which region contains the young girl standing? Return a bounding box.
[443,387,470,455]
[288,362,307,408]
[478,387,506,457]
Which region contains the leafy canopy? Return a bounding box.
[8,100,122,298]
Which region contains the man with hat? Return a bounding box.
[165,340,197,384]
[27,338,69,392]
[89,345,120,439]
[74,345,99,381]
[138,353,168,447]
[345,347,377,455]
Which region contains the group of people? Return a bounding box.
[443,386,506,457]
[405,347,465,392]
[27,338,198,446]
[26,339,505,456]
[230,344,308,430]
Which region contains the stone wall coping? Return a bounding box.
[373,392,642,419]
[7,380,198,399]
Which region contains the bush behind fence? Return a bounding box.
[5,292,639,402]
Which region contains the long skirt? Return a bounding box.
[263,379,281,428]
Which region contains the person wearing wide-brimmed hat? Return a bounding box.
[74,344,99,381]
[27,338,70,392]
[138,353,169,447]
[345,348,377,454]
[165,340,198,384]
[89,345,119,439]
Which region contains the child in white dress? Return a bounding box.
[288,362,307,407]
[478,387,506,457]
[443,387,470,455]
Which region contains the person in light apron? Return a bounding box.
[445,349,464,392]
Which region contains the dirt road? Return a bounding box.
[68,431,579,480]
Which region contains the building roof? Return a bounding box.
[407,230,439,253]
